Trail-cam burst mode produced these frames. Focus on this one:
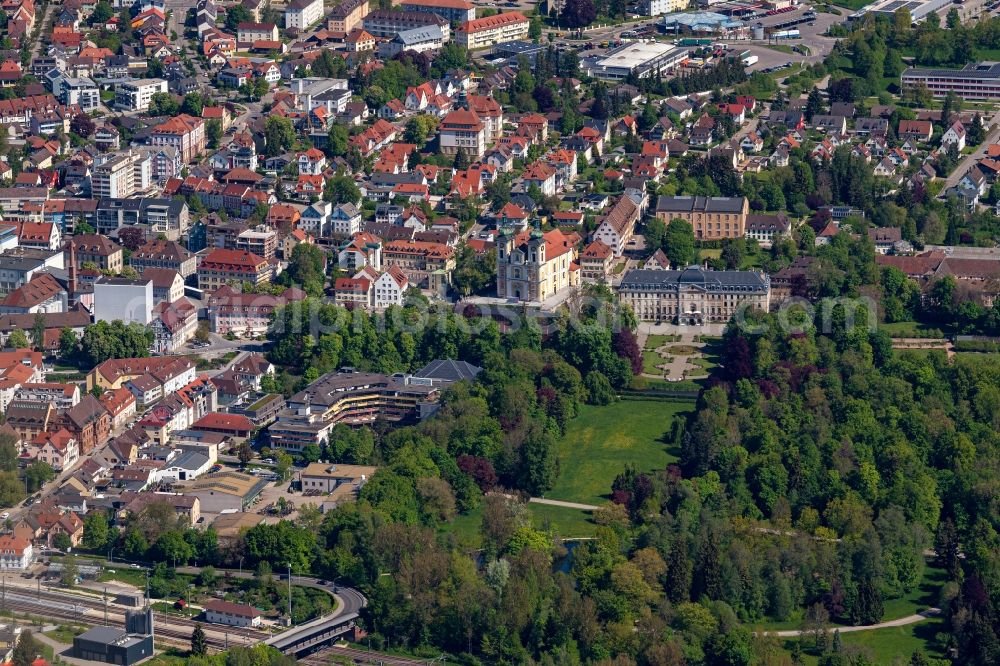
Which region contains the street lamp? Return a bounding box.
[239,556,244,578]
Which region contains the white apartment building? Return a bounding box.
[115,78,168,111]
[92,152,137,199]
[54,76,100,112]
[456,11,529,49]
[93,277,155,325]
[643,0,688,15]
[373,266,407,308]
[0,535,32,570]
[285,0,324,29]
[330,203,362,236]
[236,22,279,44]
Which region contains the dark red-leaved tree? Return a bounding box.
[117,226,147,251]
[457,455,498,492]
[724,336,753,380]
[613,328,642,375]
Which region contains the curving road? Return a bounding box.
[175,566,367,618]
[765,608,941,638]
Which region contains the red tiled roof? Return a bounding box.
[458,11,527,33]
[192,412,254,432]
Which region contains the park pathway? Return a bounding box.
[529,497,600,511]
[765,608,941,638]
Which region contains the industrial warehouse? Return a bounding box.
[583,42,690,80]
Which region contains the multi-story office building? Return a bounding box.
[901,62,1000,100]
[96,199,191,241]
[268,371,440,451]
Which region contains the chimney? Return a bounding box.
[67,238,77,303]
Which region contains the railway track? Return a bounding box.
[2,584,270,640]
[0,592,259,652]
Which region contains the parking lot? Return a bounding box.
[742,44,799,73]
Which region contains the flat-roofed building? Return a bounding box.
[268,371,440,452]
[617,267,770,324]
[92,152,138,199]
[115,79,168,111]
[585,42,689,80]
[901,62,1000,100]
[183,470,269,513]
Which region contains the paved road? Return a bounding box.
[30,1,54,60]
[942,110,1000,190]
[767,608,942,637]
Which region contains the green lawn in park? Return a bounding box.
[545,399,693,506]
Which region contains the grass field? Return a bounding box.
[44,625,85,644]
[765,44,796,54]
[546,399,692,505]
[645,334,680,348]
[636,376,707,392]
[893,348,950,362]
[643,349,670,375]
[785,618,946,665]
[528,504,599,538]
[880,321,946,338]
[828,0,870,10]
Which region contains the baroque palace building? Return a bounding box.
[617,267,770,324]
